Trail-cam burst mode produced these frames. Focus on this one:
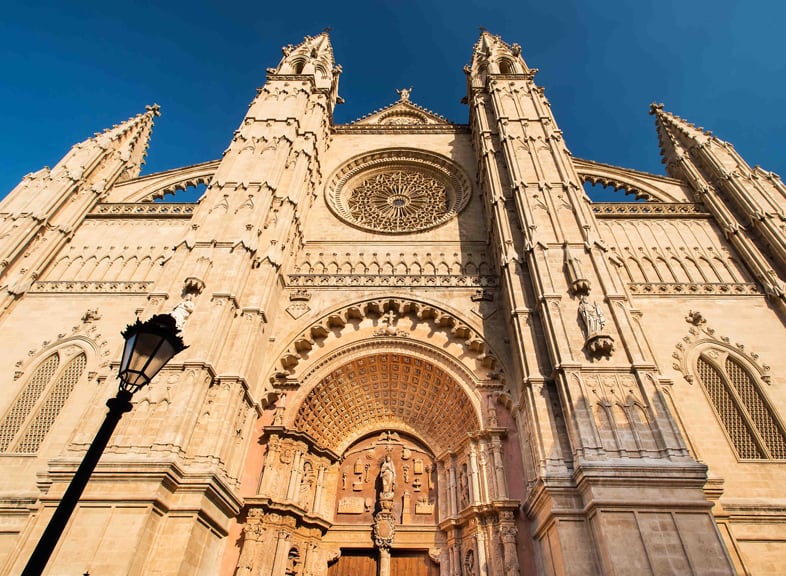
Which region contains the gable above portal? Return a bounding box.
[337,89,466,134]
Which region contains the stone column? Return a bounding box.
[499,524,520,576]
[490,436,508,500]
[468,445,482,506]
[271,530,291,576]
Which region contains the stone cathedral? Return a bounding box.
[1,30,785,576]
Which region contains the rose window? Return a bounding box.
[326,151,471,234]
[347,170,448,232]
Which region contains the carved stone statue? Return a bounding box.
[578,295,605,336]
[379,454,396,497]
[395,87,413,102]
[170,293,194,330]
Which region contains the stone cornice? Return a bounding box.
[29,280,153,294]
[628,282,761,296]
[87,203,195,218]
[286,274,498,288]
[592,202,709,218]
[332,124,470,135]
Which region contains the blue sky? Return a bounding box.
[1,0,784,199]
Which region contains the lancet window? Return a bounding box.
[0,350,87,453]
[696,352,786,460]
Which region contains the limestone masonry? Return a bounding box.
[0,31,784,575]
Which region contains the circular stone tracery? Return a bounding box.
[347,170,448,232]
[327,150,472,234]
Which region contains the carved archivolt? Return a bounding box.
[272,297,496,376]
[326,149,471,234]
[291,340,482,455]
[673,321,771,385]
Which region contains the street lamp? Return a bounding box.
[21,314,187,576]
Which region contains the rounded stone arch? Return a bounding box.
[285,337,484,456]
[269,294,507,386]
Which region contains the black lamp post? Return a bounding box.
[21,314,187,576]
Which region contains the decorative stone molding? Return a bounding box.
[585,334,615,357]
[629,282,761,296]
[289,289,312,302]
[326,149,472,234]
[14,320,110,382]
[88,203,195,217]
[564,246,590,295]
[592,203,709,217]
[183,276,205,295]
[29,281,153,294]
[673,321,771,384]
[109,159,217,202]
[685,310,706,326]
[333,124,469,135]
[287,274,497,288]
[286,303,311,319]
[272,298,496,375]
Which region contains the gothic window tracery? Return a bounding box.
[696,351,786,460]
[0,350,87,453]
[326,150,471,234]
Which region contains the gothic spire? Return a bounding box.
[466,30,530,88]
[2,104,159,214]
[651,103,786,284]
[270,31,338,91]
[650,103,714,176]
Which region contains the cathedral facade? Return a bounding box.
[0,31,785,575]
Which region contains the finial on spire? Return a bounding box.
[395,87,413,102]
[649,102,664,115]
[145,103,161,117]
[323,26,332,33]
[479,26,487,32]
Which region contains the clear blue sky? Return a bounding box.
[1,0,784,199]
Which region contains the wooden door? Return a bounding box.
[327,549,437,576]
[327,549,376,576]
[391,551,438,576]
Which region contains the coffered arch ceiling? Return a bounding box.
[292,346,481,456]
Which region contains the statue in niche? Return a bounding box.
[578,295,605,336]
[170,293,195,330]
[459,466,470,508]
[380,454,396,497]
[465,549,476,576]
[299,461,314,510]
[578,295,615,357]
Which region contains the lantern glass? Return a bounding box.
[118,315,186,394]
